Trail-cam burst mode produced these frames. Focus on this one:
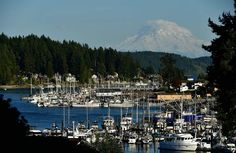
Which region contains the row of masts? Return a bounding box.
[25,75,160,109]
[26,78,235,152]
[29,98,221,149]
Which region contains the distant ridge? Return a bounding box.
[129,51,211,78]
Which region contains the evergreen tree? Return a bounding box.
[0,33,139,84]
[202,0,236,136]
[96,47,106,76]
[105,48,116,74]
[160,54,184,87]
[0,95,29,143]
[144,66,155,75]
[0,44,18,84]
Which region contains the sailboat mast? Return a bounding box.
[194,92,197,138]
[86,104,89,128]
[120,107,122,121]
[68,103,70,126]
[30,74,33,95]
[136,96,139,124]
[63,105,66,129]
[180,95,183,131]
[147,93,151,123]
[108,102,110,117]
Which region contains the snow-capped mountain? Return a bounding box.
[116,20,210,58]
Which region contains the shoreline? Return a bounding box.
[0,85,30,89]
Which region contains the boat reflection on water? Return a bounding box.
[123,142,211,153]
[123,142,155,153]
[123,142,178,153]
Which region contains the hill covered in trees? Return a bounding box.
[130,51,211,78]
[0,33,138,84]
[0,33,211,85]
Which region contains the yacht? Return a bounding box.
[212,143,236,153]
[196,137,211,151]
[159,133,198,151]
[141,133,153,144]
[128,132,138,144]
[102,116,115,132]
[128,137,136,144]
[120,115,133,131]
[226,143,236,153]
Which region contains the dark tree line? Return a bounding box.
[203,0,236,136]
[0,94,29,151]
[159,54,184,88]
[0,33,139,84]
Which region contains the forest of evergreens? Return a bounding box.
[0,33,212,85]
[0,33,139,84]
[130,51,211,78]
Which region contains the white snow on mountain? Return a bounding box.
[116,20,210,58]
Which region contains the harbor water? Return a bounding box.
[0,88,209,153]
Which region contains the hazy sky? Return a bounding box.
[0,0,234,56]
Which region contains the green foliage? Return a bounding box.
[202,0,236,136]
[130,51,211,77]
[143,65,155,75]
[94,133,123,153]
[0,34,139,84]
[0,41,19,84]
[117,52,139,80]
[159,54,184,87]
[0,95,29,140]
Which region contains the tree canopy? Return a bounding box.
[203,0,236,136]
[159,54,184,88]
[0,34,139,84]
[0,94,29,145]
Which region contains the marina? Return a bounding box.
[1,1,236,152]
[1,87,235,153]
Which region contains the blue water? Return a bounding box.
[0,88,159,129]
[0,88,209,153]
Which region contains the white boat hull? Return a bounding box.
[128,138,136,144]
[159,141,198,151]
[72,103,100,107]
[109,103,133,108]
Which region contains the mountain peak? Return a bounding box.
[117,20,210,58]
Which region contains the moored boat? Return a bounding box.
[159,133,198,151]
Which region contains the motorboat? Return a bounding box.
[159,133,198,151]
